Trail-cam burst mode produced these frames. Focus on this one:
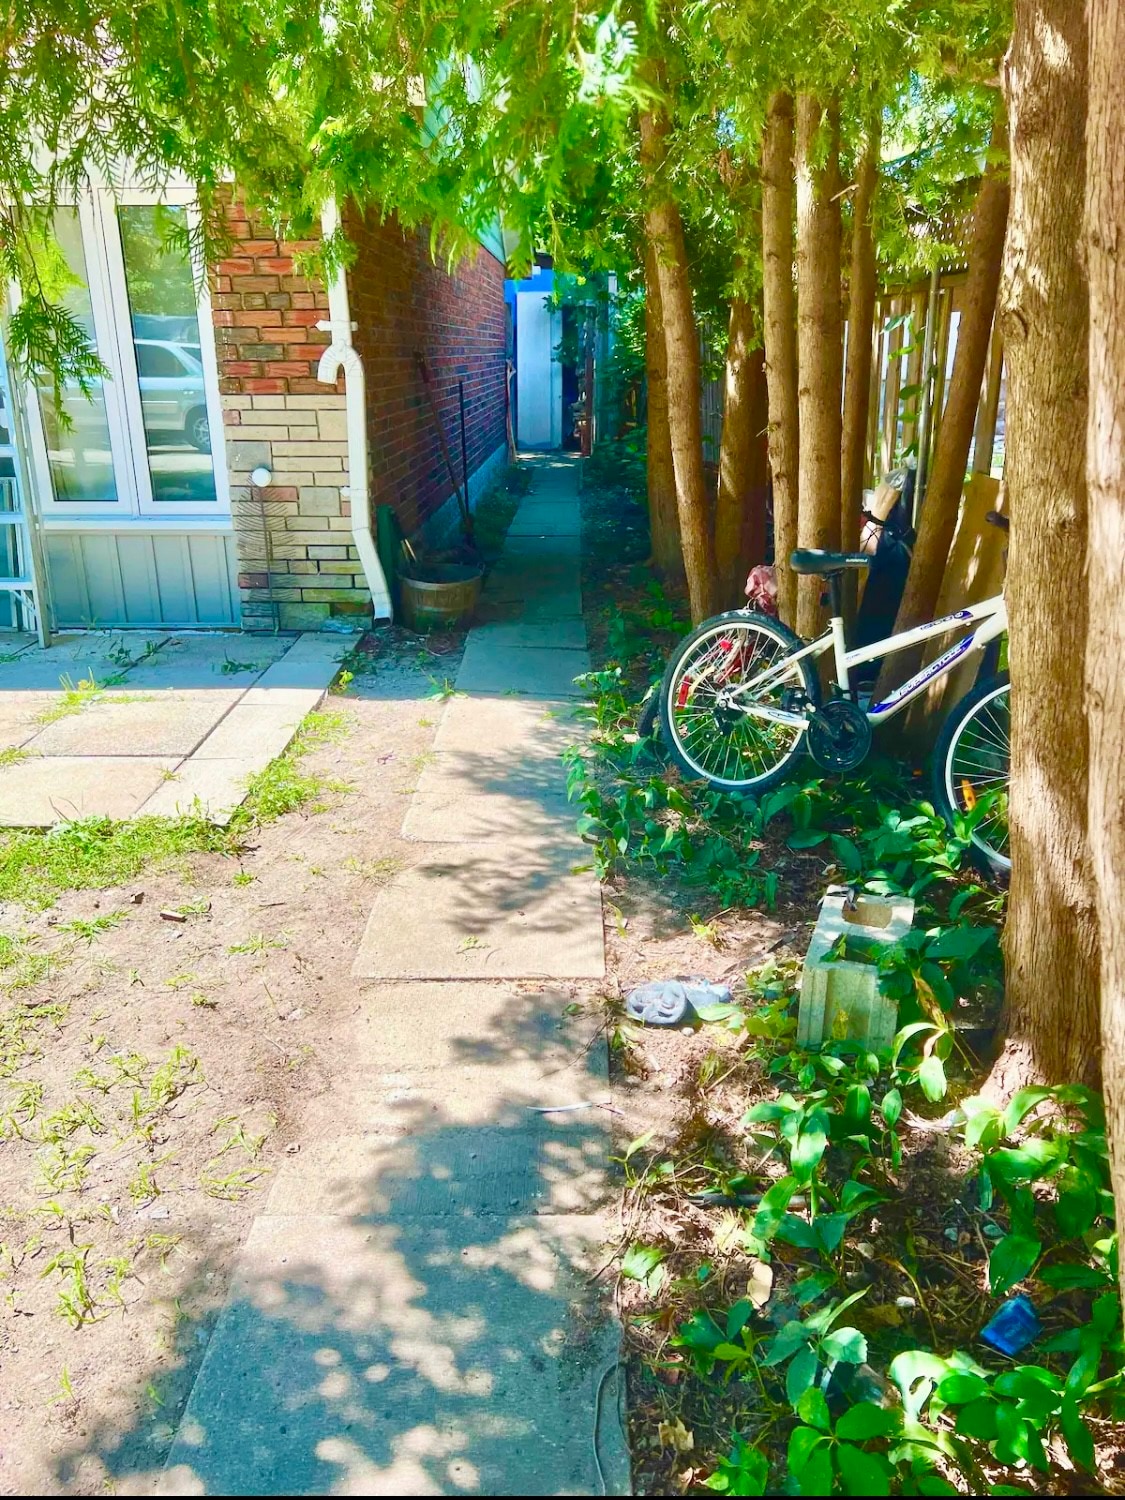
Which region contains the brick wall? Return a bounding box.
[347,208,508,538]
[211,197,366,631]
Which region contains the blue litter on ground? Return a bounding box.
[980,1294,1041,1355]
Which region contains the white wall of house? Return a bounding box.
[515,291,562,450]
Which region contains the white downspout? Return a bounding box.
[315,198,393,620]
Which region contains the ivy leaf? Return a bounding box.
[836,1441,892,1496]
[988,1231,1041,1295]
[937,1371,991,1404]
[763,1320,810,1367]
[820,1326,867,1365]
[835,1404,901,1440]
[786,1345,820,1407]
[726,1300,754,1340]
[788,828,829,849]
[787,1424,828,1482]
[796,1386,832,1431]
[1056,1182,1099,1239]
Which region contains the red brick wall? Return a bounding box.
[346,208,508,537]
[211,200,339,399]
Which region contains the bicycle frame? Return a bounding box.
[728,593,1008,730]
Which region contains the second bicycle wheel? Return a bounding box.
[933,671,1010,875]
[659,610,819,791]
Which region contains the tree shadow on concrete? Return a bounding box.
[51,986,629,1497]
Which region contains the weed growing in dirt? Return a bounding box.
[0,705,352,909]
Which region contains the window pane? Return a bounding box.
[118,205,217,504]
[36,209,119,503]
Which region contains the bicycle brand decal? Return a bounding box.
[870,633,976,715]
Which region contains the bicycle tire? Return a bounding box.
[932,671,1011,877]
[659,610,820,791]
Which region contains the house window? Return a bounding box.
[26,190,228,521]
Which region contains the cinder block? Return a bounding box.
[797,889,915,1052]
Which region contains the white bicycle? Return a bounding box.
[658,531,1011,873]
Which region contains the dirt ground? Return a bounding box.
[0,627,473,1495]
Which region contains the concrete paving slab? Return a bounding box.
[24,690,241,757]
[0,754,180,826]
[251,632,344,691]
[0,691,58,750]
[504,533,582,557]
[477,586,584,620]
[311,982,606,1083]
[352,841,604,980]
[432,696,581,757]
[191,702,305,762]
[135,757,252,822]
[455,639,589,698]
[507,507,581,538]
[267,1121,611,1217]
[0,632,37,657]
[468,617,588,650]
[117,633,287,689]
[403,787,575,844]
[162,1213,628,1497]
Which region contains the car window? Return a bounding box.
[136,344,186,378]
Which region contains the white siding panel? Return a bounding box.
[152,535,199,625]
[45,529,238,629]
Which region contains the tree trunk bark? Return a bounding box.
[643,242,683,582]
[841,121,880,551]
[715,295,769,605]
[761,91,800,628]
[990,0,1099,1092]
[795,94,844,639]
[639,102,719,624]
[874,108,1010,698]
[1086,0,1125,1251]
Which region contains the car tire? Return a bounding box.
[186,408,211,452]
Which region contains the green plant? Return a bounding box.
[786,1389,905,1497]
[701,1433,768,1496]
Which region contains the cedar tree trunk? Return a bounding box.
[841,121,880,551]
[643,242,683,581]
[715,295,769,605]
[874,108,1010,698]
[640,101,719,623]
[1087,0,1125,1250]
[761,91,800,628]
[994,0,1098,1090]
[795,94,844,639]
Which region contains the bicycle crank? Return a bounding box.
[806,699,872,771]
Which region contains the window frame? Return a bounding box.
[22,186,230,524]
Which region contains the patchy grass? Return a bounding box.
[0,704,353,909]
[0,746,31,768]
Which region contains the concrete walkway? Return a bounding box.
[161,458,629,1495]
[0,631,344,826]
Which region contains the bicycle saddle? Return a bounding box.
[790,549,872,576]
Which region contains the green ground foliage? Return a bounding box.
[572,448,1121,1494]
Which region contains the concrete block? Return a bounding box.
[797,889,915,1052]
[192,703,305,762]
[23,692,239,758]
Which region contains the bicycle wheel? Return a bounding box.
[659,610,819,791]
[933,672,1010,875]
